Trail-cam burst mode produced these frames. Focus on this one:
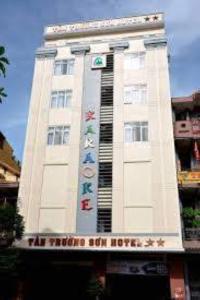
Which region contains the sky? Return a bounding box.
[0,0,200,162]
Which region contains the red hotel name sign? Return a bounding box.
[27,236,165,249]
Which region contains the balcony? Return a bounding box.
[185,228,200,240]
[178,171,200,188]
[174,120,200,138]
[184,228,200,250]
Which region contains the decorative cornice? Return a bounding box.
[70,45,90,55]
[109,41,129,51]
[36,48,57,58]
[144,37,167,48]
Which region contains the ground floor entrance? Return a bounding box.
[24,265,91,299]
[0,251,186,300]
[24,267,170,300]
[107,274,170,300]
[21,252,172,300]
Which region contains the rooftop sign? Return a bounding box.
[44,14,164,39]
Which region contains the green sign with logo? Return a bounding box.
[94,57,103,66]
[92,55,106,69]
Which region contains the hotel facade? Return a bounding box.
[18,13,185,299]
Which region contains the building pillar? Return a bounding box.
[69,45,90,232]
[184,261,191,300]
[169,259,186,300]
[109,41,129,233]
[18,47,57,232]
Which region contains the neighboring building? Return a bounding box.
[172,91,200,300]
[18,13,184,299]
[0,131,20,205]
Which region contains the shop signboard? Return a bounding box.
[178,171,200,185]
[17,234,183,252]
[107,261,168,276]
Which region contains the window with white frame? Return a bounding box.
[124,122,148,143]
[124,85,147,104]
[124,52,145,70]
[54,59,74,75]
[50,90,72,108]
[47,126,70,145]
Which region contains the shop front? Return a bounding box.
[106,259,170,300]
[15,250,186,300]
[14,234,185,299]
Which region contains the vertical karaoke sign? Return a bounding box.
[76,55,101,233]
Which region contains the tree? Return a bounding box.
[0,203,24,247]
[182,207,200,228]
[0,46,9,103]
[0,204,24,298]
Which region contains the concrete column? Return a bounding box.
[169,259,186,300]
[18,48,57,232]
[110,42,129,233]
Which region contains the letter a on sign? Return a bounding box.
[83,152,95,164]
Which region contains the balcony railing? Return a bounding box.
[0,197,18,205]
[178,171,200,187]
[185,228,200,241]
[174,120,200,138]
[183,228,200,249]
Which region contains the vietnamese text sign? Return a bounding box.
[17,234,183,251]
[45,14,163,37]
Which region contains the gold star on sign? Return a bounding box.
[157,238,165,247]
[145,17,150,22]
[153,16,159,21]
[145,239,154,247]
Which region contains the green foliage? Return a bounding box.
[0,46,9,103]
[0,46,9,77]
[0,248,21,277]
[0,204,24,244]
[0,203,24,297]
[0,87,7,103]
[0,248,22,298]
[182,207,200,228]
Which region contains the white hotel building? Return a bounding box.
[18,13,186,300]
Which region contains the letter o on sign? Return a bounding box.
[82,167,96,178]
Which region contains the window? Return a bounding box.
[47,126,70,145]
[98,162,112,188]
[100,124,113,143]
[97,208,112,233]
[54,59,74,75]
[51,90,72,108]
[124,122,148,143]
[124,85,147,104]
[124,52,145,70]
